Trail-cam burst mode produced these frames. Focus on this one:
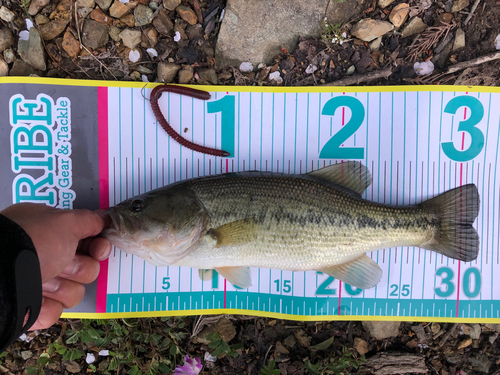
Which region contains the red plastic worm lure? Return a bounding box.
[149,84,230,157]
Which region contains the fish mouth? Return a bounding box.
[103,208,135,239]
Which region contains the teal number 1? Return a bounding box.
[319,96,365,159]
[441,96,485,162]
[207,95,235,157]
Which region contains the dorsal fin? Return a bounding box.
[307,161,372,195]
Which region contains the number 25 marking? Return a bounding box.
[320,96,365,159]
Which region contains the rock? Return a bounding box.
[21,351,33,360]
[173,19,188,40]
[90,7,113,25]
[274,341,289,363]
[431,322,440,335]
[119,28,141,49]
[77,0,95,8]
[470,324,481,339]
[153,8,173,35]
[351,19,394,42]
[293,329,311,348]
[444,350,462,365]
[65,360,81,374]
[28,0,50,16]
[0,29,14,53]
[451,0,469,12]
[484,324,500,332]
[120,14,136,27]
[457,337,472,349]
[163,0,180,11]
[82,19,109,49]
[109,26,121,41]
[369,36,382,51]
[378,0,396,8]
[9,59,37,76]
[452,28,465,51]
[0,6,15,22]
[95,0,113,11]
[389,3,409,28]
[18,28,46,71]
[0,57,8,76]
[489,332,499,344]
[401,17,427,38]
[186,24,203,39]
[284,334,296,348]
[3,48,15,63]
[436,12,453,24]
[176,5,197,25]
[215,318,236,343]
[354,338,369,355]
[141,27,158,47]
[470,353,492,373]
[134,4,153,26]
[178,65,193,83]
[35,14,50,25]
[197,68,218,85]
[362,321,400,340]
[216,0,364,67]
[40,19,68,40]
[49,0,71,21]
[62,29,80,59]
[364,353,427,374]
[109,0,131,18]
[157,62,180,82]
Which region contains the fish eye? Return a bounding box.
[131,199,144,212]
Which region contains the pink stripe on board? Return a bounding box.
[224,279,227,308]
[456,98,468,317]
[96,86,109,313]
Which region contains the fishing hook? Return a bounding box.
[150,84,230,157]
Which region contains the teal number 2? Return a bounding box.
[207,95,235,157]
[441,96,485,162]
[319,96,365,159]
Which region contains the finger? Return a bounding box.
[88,238,112,261]
[42,278,86,309]
[28,297,64,331]
[71,209,108,239]
[59,254,100,284]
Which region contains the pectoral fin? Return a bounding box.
[319,255,382,289]
[208,219,261,248]
[216,266,252,289]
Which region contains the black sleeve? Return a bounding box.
[0,214,42,353]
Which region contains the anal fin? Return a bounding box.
[319,255,382,290]
[216,267,252,289]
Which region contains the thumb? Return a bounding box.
[71,209,110,239]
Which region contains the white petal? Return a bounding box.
[239,62,253,72]
[146,48,158,57]
[142,75,149,82]
[174,31,181,42]
[495,34,500,50]
[305,64,317,74]
[86,353,96,364]
[25,18,33,30]
[99,350,110,356]
[204,352,217,362]
[19,30,29,41]
[219,9,225,21]
[414,61,434,76]
[128,49,141,63]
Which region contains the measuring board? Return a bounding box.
[1,78,499,322]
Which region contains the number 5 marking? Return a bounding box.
[319,96,365,159]
[441,96,485,162]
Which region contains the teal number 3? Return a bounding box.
[441,96,485,162]
[319,96,365,159]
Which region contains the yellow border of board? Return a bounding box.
[62,309,500,323]
[2,76,500,94]
[7,75,498,322]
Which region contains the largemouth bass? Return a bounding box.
[103,161,480,290]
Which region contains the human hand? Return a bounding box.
[1,203,111,330]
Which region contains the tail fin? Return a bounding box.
[419,184,480,262]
